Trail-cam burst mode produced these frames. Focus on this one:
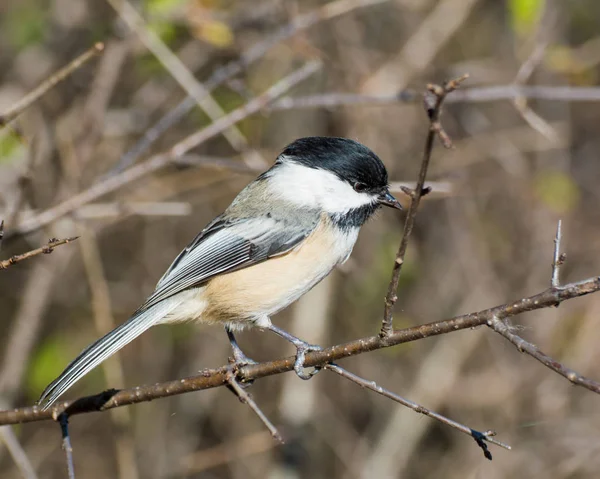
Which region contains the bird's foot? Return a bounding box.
[230,346,258,368]
[290,339,323,380]
[226,326,258,368]
[266,324,323,380]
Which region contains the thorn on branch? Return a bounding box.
[399,186,414,197]
[398,185,433,198]
[431,121,453,149]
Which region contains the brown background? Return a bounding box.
[1,0,600,478]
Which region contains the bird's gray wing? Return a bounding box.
[140,215,317,312]
[38,214,316,409]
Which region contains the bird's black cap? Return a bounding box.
[281,137,389,193]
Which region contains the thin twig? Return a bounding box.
[551,220,565,288]
[0,237,79,270]
[0,427,39,479]
[105,0,248,152]
[57,414,75,479]
[380,74,468,337]
[2,274,599,426]
[512,39,558,141]
[77,223,139,479]
[487,222,590,389]
[0,238,73,399]
[0,43,104,127]
[325,364,509,460]
[487,316,599,392]
[225,369,283,443]
[12,61,320,238]
[268,85,600,111]
[108,0,388,175]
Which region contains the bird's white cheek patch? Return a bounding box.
[268,160,377,214]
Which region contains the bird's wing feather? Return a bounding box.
[38,215,317,409]
[140,215,317,312]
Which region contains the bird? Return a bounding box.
[38,136,402,409]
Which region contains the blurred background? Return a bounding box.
[1,0,600,477]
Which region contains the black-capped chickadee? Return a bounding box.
[39,136,402,409]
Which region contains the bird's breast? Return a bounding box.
[202,218,358,324]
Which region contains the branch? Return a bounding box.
[511,38,558,141]
[225,368,283,443]
[11,61,320,238]
[108,0,388,175]
[0,236,79,270]
[486,220,597,392]
[487,316,600,393]
[325,364,510,459]
[381,74,468,336]
[2,274,599,426]
[0,427,38,479]
[104,0,249,152]
[58,414,76,479]
[0,43,104,127]
[268,85,600,111]
[551,220,565,288]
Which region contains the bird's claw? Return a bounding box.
[230,348,258,368]
[226,326,258,368]
[292,341,323,380]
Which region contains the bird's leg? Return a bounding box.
[266,324,322,380]
[225,326,257,367]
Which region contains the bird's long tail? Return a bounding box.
[38,301,179,410]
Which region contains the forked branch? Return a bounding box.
[381,74,469,336]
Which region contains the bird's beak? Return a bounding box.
[377,190,403,210]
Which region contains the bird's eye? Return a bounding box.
[354,182,367,192]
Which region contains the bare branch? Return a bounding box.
[381,74,468,337]
[0,43,104,127]
[325,363,510,460]
[551,220,565,288]
[268,85,600,111]
[12,61,320,237]
[105,0,248,152]
[58,414,76,479]
[109,0,389,175]
[487,316,600,393]
[512,39,559,141]
[225,369,283,443]
[0,237,79,270]
[1,274,598,426]
[0,427,38,479]
[485,220,595,391]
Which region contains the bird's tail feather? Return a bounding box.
[38,301,178,410]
